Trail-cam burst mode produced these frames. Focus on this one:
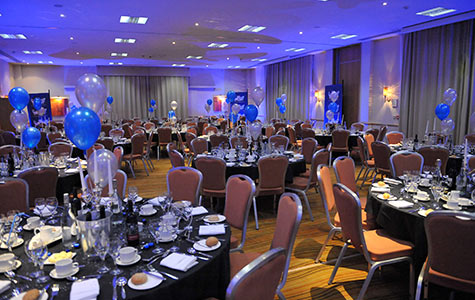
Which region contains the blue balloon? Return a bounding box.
[8,87,30,111]
[225,98,230,103]
[22,127,41,149]
[33,98,42,111]
[168,110,176,118]
[148,107,154,113]
[435,103,450,121]
[71,105,77,110]
[244,104,258,122]
[279,105,286,114]
[276,98,283,107]
[328,102,338,113]
[227,91,237,101]
[106,96,114,105]
[64,107,101,150]
[150,99,156,106]
[206,99,212,106]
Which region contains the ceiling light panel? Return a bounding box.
[207,42,228,48]
[330,34,357,39]
[186,55,203,59]
[416,7,456,17]
[111,52,128,57]
[238,25,266,33]
[114,38,136,43]
[285,48,306,52]
[109,62,123,65]
[172,64,185,67]
[251,58,267,62]
[23,50,43,54]
[120,16,148,24]
[0,33,26,39]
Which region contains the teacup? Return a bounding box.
[55,258,78,276]
[161,213,176,226]
[140,204,154,214]
[0,253,15,270]
[158,224,173,240]
[34,226,61,242]
[26,217,41,228]
[449,191,460,202]
[459,198,471,206]
[420,178,430,186]
[446,200,459,209]
[119,246,138,263]
[416,190,428,199]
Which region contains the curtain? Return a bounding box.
[103,75,189,120]
[400,19,475,144]
[265,56,314,121]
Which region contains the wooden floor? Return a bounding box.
[126,157,413,300]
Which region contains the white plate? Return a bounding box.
[193,240,221,252]
[23,222,45,231]
[442,204,462,211]
[284,151,294,155]
[139,209,157,216]
[458,198,474,207]
[226,163,235,167]
[239,162,251,167]
[116,254,141,266]
[418,182,431,188]
[128,272,163,290]
[10,291,48,300]
[49,266,79,279]
[418,209,435,217]
[158,234,177,243]
[372,183,389,188]
[45,252,77,265]
[413,195,431,202]
[124,196,143,203]
[203,214,226,223]
[0,260,21,273]
[377,194,397,201]
[0,238,24,249]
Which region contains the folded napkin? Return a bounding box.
[289,158,297,162]
[0,280,9,294]
[65,168,79,174]
[70,278,100,300]
[371,187,391,193]
[191,206,208,216]
[147,196,162,206]
[196,154,207,158]
[388,200,413,209]
[384,178,402,185]
[293,154,304,159]
[226,162,235,167]
[160,253,198,272]
[199,224,226,235]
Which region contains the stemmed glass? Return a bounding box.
[94,231,110,274]
[148,221,165,254]
[45,197,59,224]
[157,193,169,213]
[108,235,123,275]
[181,206,193,238]
[128,186,138,204]
[430,184,444,209]
[34,198,47,217]
[24,238,49,283]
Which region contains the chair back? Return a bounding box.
[351,122,365,132]
[465,134,475,145]
[366,128,379,141]
[86,144,105,158]
[269,135,289,150]
[85,170,127,198]
[37,132,48,152]
[372,141,392,173]
[133,127,146,135]
[191,138,208,154]
[287,127,297,144]
[97,138,114,151]
[317,165,337,227]
[131,133,146,155]
[0,145,21,157]
[386,131,404,144]
[101,124,113,137]
[47,132,62,144]
[167,167,203,205]
[195,157,226,192]
[230,136,248,149]
[0,131,16,145]
[301,138,317,164]
[257,155,288,193]
[158,127,172,145]
[424,211,475,294]
[113,146,123,166]
[274,123,286,133]
[418,146,449,175]
[0,178,29,214]
[204,126,218,135]
[469,156,475,172]
[356,136,369,165]
[301,128,314,139]
[187,127,198,136]
[133,120,142,127]
[209,134,229,148]
[166,142,177,153]
[332,130,350,150]
[169,150,185,167]
[220,120,227,133]
[294,122,303,138]
[265,127,275,138]
[301,123,312,129]
[333,156,357,194]
[226,248,286,300]
[18,167,58,208]
[390,151,424,177]
[364,133,375,157]
[122,124,133,138]
[310,149,330,184]
[185,132,196,150]
[48,142,73,157]
[143,122,155,132]
[224,175,255,231]
[109,128,124,139]
[377,126,387,141]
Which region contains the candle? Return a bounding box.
[77,157,86,192]
[433,117,436,132]
[94,149,98,186]
[425,120,429,134]
[465,138,468,169]
[107,160,113,197]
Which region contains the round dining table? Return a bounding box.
[4,203,231,300]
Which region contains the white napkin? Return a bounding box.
[196,154,207,158]
[65,168,79,174]
[0,280,9,294]
[293,154,304,159]
[160,253,198,272]
[147,197,162,206]
[388,200,413,209]
[371,187,391,193]
[199,224,225,235]
[70,278,100,300]
[384,178,402,185]
[226,162,235,167]
[191,206,208,216]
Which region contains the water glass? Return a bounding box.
[94,232,110,274]
[128,186,138,204]
[24,237,49,283]
[108,235,123,275]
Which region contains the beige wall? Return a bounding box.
[312,51,333,124]
[10,64,65,96]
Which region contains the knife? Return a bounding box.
[39,284,50,299]
[143,271,166,281]
[112,276,118,300]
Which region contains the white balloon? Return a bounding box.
[10,110,28,133]
[170,100,178,111]
[443,88,457,106]
[326,110,334,121]
[75,73,107,113]
[251,87,265,107]
[441,118,455,134]
[87,149,118,189]
[249,122,262,140]
[281,94,287,102]
[204,103,211,113]
[329,91,339,102]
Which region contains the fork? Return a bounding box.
[50,284,59,300]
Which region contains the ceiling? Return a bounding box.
[0,0,474,69]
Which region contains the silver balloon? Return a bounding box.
[75,73,107,113]
[329,91,339,102]
[204,103,211,113]
[222,101,228,113]
[249,122,262,140]
[326,110,334,121]
[441,118,455,134]
[231,103,240,115]
[170,100,178,111]
[251,86,265,107]
[10,110,28,133]
[281,93,287,103]
[103,110,110,120]
[443,88,457,106]
[87,149,118,188]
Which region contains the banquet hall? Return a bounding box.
[0,0,475,299]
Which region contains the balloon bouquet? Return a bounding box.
[104,96,114,123]
[275,93,287,115]
[227,91,239,126]
[204,99,212,117]
[148,99,157,120]
[325,91,340,123]
[435,88,457,135]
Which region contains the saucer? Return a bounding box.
[442,204,462,211]
[418,182,431,188]
[458,198,474,207]
[49,266,79,279]
[193,240,221,252]
[413,195,431,202]
[23,222,44,231]
[377,194,397,201]
[11,291,48,300]
[139,209,157,216]
[372,183,389,189]
[116,254,141,266]
[158,234,177,243]
[203,214,226,223]
[0,260,21,273]
[127,271,163,290]
[0,238,24,249]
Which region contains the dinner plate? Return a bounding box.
[193,240,221,252]
[442,204,462,211]
[49,266,79,279]
[139,209,157,216]
[0,238,24,249]
[377,194,397,201]
[128,272,163,290]
[116,254,141,266]
[23,222,45,231]
[413,195,431,202]
[0,260,21,273]
[372,183,389,189]
[10,291,48,300]
[203,214,226,223]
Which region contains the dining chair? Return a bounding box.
[287,127,298,150]
[269,135,289,151]
[274,123,286,133]
[18,167,58,208]
[418,146,449,175]
[371,141,392,182]
[301,137,318,165]
[0,145,21,157]
[85,170,127,198]
[86,144,105,158]
[97,137,114,151]
[133,126,146,135]
[209,134,229,149]
[166,167,203,206]
[330,183,414,300]
[101,124,113,137]
[123,133,149,178]
[364,133,375,158]
[390,151,424,178]
[229,136,249,149]
[333,156,367,208]
[300,128,315,140]
[254,155,289,229]
[0,178,29,214]
[142,132,155,171]
[48,142,73,158]
[386,131,405,145]
[464,133,475,145]
[113,146,123,168]
[415,211,475,300]
[226,247,286,300]
[301,123,312,130]
[143,122,155,132]
[191,137,208,155]
[204,126,218,135]
[329,130,350,162]
[195,156,226,208]
[47,132,62,144]
[157,127,172,160]
[224,175,256,253]
[355,136,375,187]
[276,128,286,136]
[109,128,124,140]
[294,122,303,139]
[366,128,379,141]
[187,127,198,136]
[265,126,275,138]
[350,122,365,132]
[1,131,16,146]
[168,148,184,168]
[469,156,475,173]
[377,125,387,141]
[122,124,133,139]
[220,119,227,133]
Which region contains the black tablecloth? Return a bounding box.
[9,206,230,300]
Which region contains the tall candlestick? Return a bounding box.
[425,120,429,134]
[77,157,86,192]
[433,117,436,132]
[107,160,113,197]
[94,150,98,186]
[465,138,468,169]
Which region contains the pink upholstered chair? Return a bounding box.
[47,132,62,144]
[0,178,29,214]
[330,130,350,162]
[300,137,317,164]
[143,122,155,132]
[371,141,392,182]
[0,145,21,157]
[97,137,114,151]
[191,138,208,155]
[224,175,256,253]
[390,151,424,178]
[101,124,113,137]
[265,126,275,138]
[333,156,367,208]
[187,127,198,136]
[85,170,127,198]
[229,136,248,149]
[287,126,297,150]
[465,134,475,145]
[301,123,312,129]
[351,122,365,132]
[0,131,16,146]
[330,183,414,300]
[113,146,123,167]
[377,125,387,141]
[300,128,315,140]
[386,131,404,145]
[418,146,449,175]
[157,127,172,160]
[109,128,124,139]
[274,122,286,133]
[269,135,289,151]
[209,134,229,149]
[167,143,184,168]
[204,126,218,135]
[123,133,149,178]
[18,167,58,208]
[48,142,73,158]
[167,167,203,206]
[122,124,133,139]
[86,144,105,158]
[36,132,48,152]
[195,156,226,206]
[469,156,475,173]
[364,133,375,158]
[366,128,379,141]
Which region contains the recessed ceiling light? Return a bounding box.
[382,2,388,6]
[48,61,53,64]
[80,61,83,64]
[172,41,176,45]
[331,34,357,39]
[109,62,123,65]
[208,42,228,48]
[206,65,209,67]
[234,66,240,68]
[59,14,65,18]
[186,55,203,59]
[0,34,27,39]
[294,48,305,52]
[172,64,185,67]
[114,38,136,43]
[111,52,128,57]
[76,52,79,55]
[195,22,199,26]
[38,61,44,64]
[251,58,267,62]
[23,50,43,54]
[299,31,303,35]
[120,16,148,24]
[237,25,266,33]
[69,36,74,40]
[257,46,260,49]
[285,48,306,52]
[226,57,230,60]
[0,13,2,17]
[416,7,456,17]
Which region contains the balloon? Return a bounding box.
[326,110,334,121]
[103,110,110,120]
[281,94,287,103]
[329,91,339,102]
[470,112,475,133]
[204,103,211,113]
[33,98,42,111]
[71,105,77,110]
[168,110,175,119]
[328,102,339,113]
[443,88,457,106]
[150,99,156,107]
[106,103,112,112]
[75,73,107,113]
[244,104,258,122]
[64,107,101,150]
[249,122,262,140]
[275,98,283,107]
[8,87,30,111]
[227,90,237,101]
[87,149,118,188]
[251,86,265,107]
[206,99,212,106]
[435,103,450,121]
[170,100,178,111]
[225,98,230,103]
[441,118,455,134]
[231,103,240,115]
[21,127,41,149]
[170,116,177,124]
[222,101,228,112]
[10,110,29,133]
[148,107,154,113]
[279,105,286,114]
[106,96,114,105]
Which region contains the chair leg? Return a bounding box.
[141,158,149,176]
[409,261,415,300]
[372,171,378,183]
[359,168,370,188]
[127,160,135,178]
[273,194,277,214]
[276,289,286,300]
[356,263,378,300]
[356,165,365,182]
[328,242,348,284]
[300,191,314,221]
[157,145,160,161]
[315,227,338,263]
[252,197,259,230]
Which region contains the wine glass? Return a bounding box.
[94,231,110,274]
[181,206,193,238]
[430,184,443,209]
[128,186,138,204]
[157,193,168,212]
[24,238,49,283]
[108,235,123,275]
[45,197,59,224]
[148,221,165,254]
[34,198,47,217]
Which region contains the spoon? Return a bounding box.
[4,272,17,284]
[5,271,32,282]
[186,248,210,260]
[117,277,127,299]
[169,246,180,253]
[66,274,101,282]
